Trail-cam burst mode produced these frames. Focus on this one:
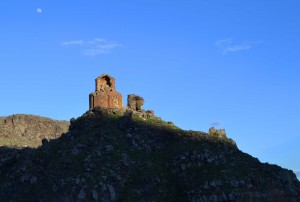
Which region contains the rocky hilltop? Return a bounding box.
[0,114,69,147]
[0,108,299,201]
[1,74,299,201]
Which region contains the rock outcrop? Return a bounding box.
[0,114,69,147]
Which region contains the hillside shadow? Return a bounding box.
[1,108,299,201]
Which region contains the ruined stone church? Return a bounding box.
[89,74,145,111]
[89,74,123,110]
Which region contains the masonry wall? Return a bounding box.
[89,74,123,110]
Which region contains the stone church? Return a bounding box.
[89,74,123,110]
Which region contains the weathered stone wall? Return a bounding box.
[89,74,123,110]
[90,91,123,109]
[95,75,116,92]
[127,94,144,111]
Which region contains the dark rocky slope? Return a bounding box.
[0,108,299,202]
[0,114,69,147]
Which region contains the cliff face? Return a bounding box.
[0,109,299,202]
[0,114,69,147]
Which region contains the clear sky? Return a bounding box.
[1,1,299,173]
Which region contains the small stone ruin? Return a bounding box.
[127,94,144,111]
[89,74,123,110]
[208,127,227,137]
[89,74,146,112]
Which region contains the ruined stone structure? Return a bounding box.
[89,74,123,110]
[208,127,227,137]
[127,94,144,111]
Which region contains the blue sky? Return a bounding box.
[0,1,299,174]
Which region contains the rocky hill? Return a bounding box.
[0,108,299,201]
[0,114,69,147]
